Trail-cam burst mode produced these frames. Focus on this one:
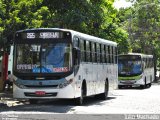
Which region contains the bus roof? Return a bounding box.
[119,53,153,58]
[16,28,117,46]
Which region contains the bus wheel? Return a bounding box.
[148,83,152,88]
[148,76,152,88]
[75,84,85,106]
[100,80,109,100]
[118,85,123,89]
[140,79,147,89]
[29,99,38,104]
[75,88,83,105]
[140,85,145,89]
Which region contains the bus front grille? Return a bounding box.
[120,81,136,84]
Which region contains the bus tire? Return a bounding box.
[148,76,152,88]
[75,93,83,106]
[99,80,109,100]
[140,85,145,89]
[29,99,38,104]
[75,81,86,105]
[148,83,152,88]
[140,78,147,89]
[118,85,123,89]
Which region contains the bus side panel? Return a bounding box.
[75,63,118,97]
[144,67,154,84]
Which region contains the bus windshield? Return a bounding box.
[15,43,72,73]
[118,60,142,76]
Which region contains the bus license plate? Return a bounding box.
[35,91,46,96]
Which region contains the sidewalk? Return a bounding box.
[0,91,14,107]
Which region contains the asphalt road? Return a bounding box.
[0,82,160,120]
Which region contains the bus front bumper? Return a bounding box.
[118,78,145,87]
[13,84,75,99]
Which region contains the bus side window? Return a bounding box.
[145,58,147,68]
[100,44,102,63]
[84,40,87,62]
[110,46,113,64]
[86,41,90,62]
[115,47,118,64]
[91,42,95,63]
[104,45,107,63]
[108,46,110,63]
[112,47,115,64]
[80,39,85,62]
[146,58,148,68]
[89,41,92,62]
[143,58,146,69]
[94,43,97,63]
[97,43,100,63]
[148,58,150,68]
[102,45,105,63]
[105,45,108,63]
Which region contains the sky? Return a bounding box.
[113,0,132,9]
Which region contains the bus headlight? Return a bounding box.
[59,79,73,88]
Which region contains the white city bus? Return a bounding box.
[118,53,154,89]
[13,28,118,105]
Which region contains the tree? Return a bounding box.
[0,0,50,54]
[0,0,130,54]
[119,0,160,80]
[41,0,130,54]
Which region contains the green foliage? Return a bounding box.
[0,0,130,54]
[119,0,160,70]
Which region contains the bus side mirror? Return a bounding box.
[73,48,81,65]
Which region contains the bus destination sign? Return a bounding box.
[119,55,141,60]
[27,32,60,39]
[18,31,71,39]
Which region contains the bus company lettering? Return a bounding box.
[53,67,68,72]
[17,65,69,72]
[17,64,38,70]
[40,32,60,39]
[17,64,53,70]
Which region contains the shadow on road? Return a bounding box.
[0,92,117,113]
[0,99,74,113]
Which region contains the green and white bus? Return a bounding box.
[13,28,118,105]
[118,53,154,89]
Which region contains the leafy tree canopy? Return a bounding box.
[0,0,130,54]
